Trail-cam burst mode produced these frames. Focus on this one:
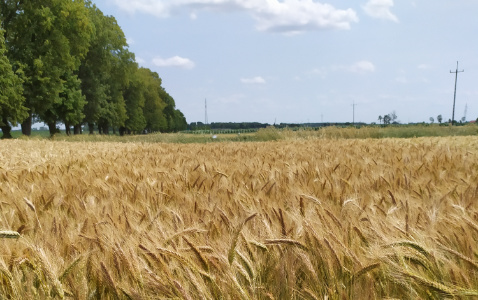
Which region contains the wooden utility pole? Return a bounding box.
[450,61,464,125]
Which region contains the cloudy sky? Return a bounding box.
[98,0,478,124]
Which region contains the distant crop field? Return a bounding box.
[0,137,478,299]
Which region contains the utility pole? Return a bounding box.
[205,98,208,125]
[450,61,464,125]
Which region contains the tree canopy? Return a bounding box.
[0,28,26,138]
[0,0,187,138]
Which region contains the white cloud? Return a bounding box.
[334,60,375,74]
[152,56,196,69]
[362,0,399,22]
[349,60,376,73]
[135,57,146,64]
[126,37,135,45]
[241,76,266,84]
[111,0,359,34]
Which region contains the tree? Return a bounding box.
[437,114,443,124]
[2,0,92,136]
[121,65,147,134]
[55,73,86,135]
[0,29,27,138]
[172,109,187,131]
[139,68,167,133]
[383,114,391,125]
[378,115,383,125]
[390,110,398,124]
[78,4,130,134]
[429,117,434,124]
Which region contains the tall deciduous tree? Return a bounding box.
[0,29,26,138]
[44,72,86,135]
[121,64,146,134]
[79,3,131,134]
[139,68,167,133]
[2,0,92,136]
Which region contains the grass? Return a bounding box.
[6,123,478,143]
[0,133,478,298]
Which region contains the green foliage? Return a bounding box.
[78,3,130,133]
[0,29,27,138]
[123,67,147,133]
[2,0,92,134]
[139,68,168,132]
[1,0,186,137]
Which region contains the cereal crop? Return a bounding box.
[0,137,478,299]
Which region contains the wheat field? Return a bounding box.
[1,137,478,299]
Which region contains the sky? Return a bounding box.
[97,0,478,125]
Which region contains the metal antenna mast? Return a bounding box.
[450,61,464,125]
[205,98,208,125]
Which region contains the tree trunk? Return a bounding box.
[119,126,126,136]
[21,113,32,136]
[88,123,94,134]
[0,118,12,139]
[112,127,116,135]
[102,123,109,135]
[74,124,81,135]
[65,122,71,136]
[48,122,58,137]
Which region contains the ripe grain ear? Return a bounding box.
[0,231,20,239]
[228,213,257,265]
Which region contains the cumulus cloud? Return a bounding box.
[152,56,196,69]
[333,60,375,74]
[348,60,376,73]
[241,76,266,84]
[111,0,359,34]
[362,0,399,22]
[135,57,146,64]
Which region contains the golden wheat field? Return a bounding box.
[1,136,478,299]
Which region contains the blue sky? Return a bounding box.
[98,0,478,124]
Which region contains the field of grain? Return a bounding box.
[1,137,478,299]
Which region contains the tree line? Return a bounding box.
[0,0,187,138]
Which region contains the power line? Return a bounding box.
[450,61,464,125]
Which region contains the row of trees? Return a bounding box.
[188,122,270,131]
[377,111,398,125]
[0,0,186,138]
[430,115,472,124]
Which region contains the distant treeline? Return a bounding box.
[188,122,270,130]
[187,122,370,131]
[0,0,187,138]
